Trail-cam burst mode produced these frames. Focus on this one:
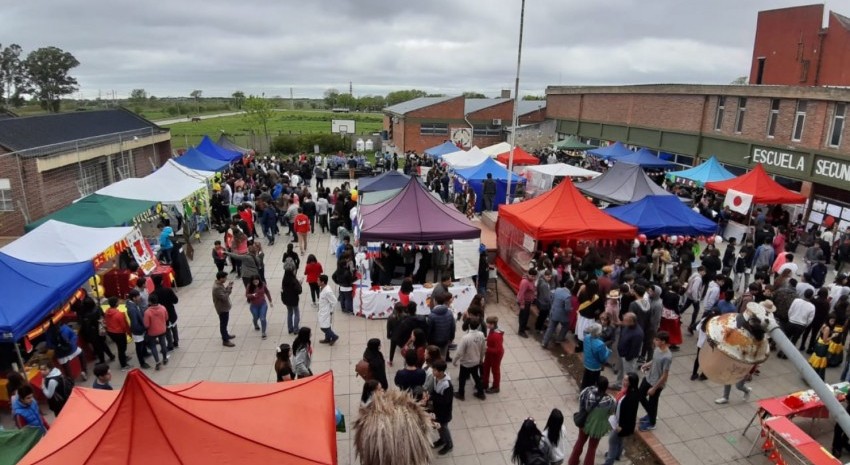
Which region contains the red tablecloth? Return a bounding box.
[757,396,831,420]
[763,416,841,465]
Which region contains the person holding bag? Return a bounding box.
[568,376,615,465]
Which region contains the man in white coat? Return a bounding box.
[317,274,339,345]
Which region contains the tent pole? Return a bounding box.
[505,0,526,205]
[14,341,26,373]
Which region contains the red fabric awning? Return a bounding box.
[19,370,337,465]
[496,147,540,166]
[498,178,637,241]
[704,164,806,204]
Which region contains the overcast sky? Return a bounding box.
[2,0,836,100]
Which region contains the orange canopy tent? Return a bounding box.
[704,163,806,204]
[19,369,337,465]
[496,179,637,289]
[496,147,540,166]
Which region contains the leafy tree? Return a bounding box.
[730,76,748,85]
[0,43,26,108]
[244,95,275,150]
[384,89,427,106]
[324,88,340,108]
[129,88,147,104]
[336,93,356,110]
[23,46,80,112]
[357,95,386,112]
[522,95,545,100]
[293,100,305,109]
[190,89,202,113]
[232,90,245,110]
[462,91,487,98]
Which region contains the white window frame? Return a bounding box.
[792,100,807,142]
[828,102,846,148]
[766,99,780,138]
[734,97,747,134]
[77,164,102,197]
[714,96,726,131]
[0,179,13,212]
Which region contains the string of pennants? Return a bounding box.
[24,288,88,348]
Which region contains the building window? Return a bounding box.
[472,124,502,137]
[792,100,807,142]
[734,97,747,134]
[419,123,448,136]
[714,96,726,131]
[828,102,846,148]
[766,99,780,138]
[0,179,13,212]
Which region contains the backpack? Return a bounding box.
[46,374,75,412]
[355,359,373,380]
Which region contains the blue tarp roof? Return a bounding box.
[454,157,525,183]
[174,147,230,172]
[665,155,735,187]
[0,253,93,341]
[196,135,243,162]
[586,141,633,160]
[606,195,717,238]
[616,148,676,169]
[358,170,411,193]
[424,141,461,158]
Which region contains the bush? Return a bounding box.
[271,133,348,155]
[166,106,179,116]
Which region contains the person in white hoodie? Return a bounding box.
[317,274,339,345]
[452,320,486,400]
[541,408,567,465]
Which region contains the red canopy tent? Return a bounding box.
[704,164,806,204]
[496,178,637,289]
[19,370,337,465]
[496,147,540,166]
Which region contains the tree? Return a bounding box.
[244,95,275,151]
[22,46,79,112]
[336,93,356,110]
[385,89,427,106]
[324,88,340,108]
[0,43,26,108]
[522,95,545,100]
[129,88,147,104]
[730,76,748,85]
[462,91,487,99]
[357,95,386,112]
[231,90,245,110]
[190,89,202,113]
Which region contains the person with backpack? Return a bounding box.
[152,274,180,350]
[511,418,550,465]
[333,258,355,314]
[568,376,615,465]
[39,361,74,416]
[363,338,389,390]
[46,322,88,382]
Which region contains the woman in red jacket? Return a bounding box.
[483,315,505,394]
[304,254,323,307]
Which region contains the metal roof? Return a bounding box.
[383,96,457,116]
[517,100,547,116]
[464,98,510,114]
[0,108,162,155]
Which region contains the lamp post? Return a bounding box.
[505,0,526,205]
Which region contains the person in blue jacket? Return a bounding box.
[127,289,151,369]
[12,385,47,434]
[581,322,612,390]
[46,322,88,381]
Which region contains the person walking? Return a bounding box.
[304,254,323,307]
[453,319,486,401]
[363,338,389,390]
[104,296,132,370]
[603,372,641,465]
[535,270,554,334]
[429,359,454,455]
[517,268,538,338]
[317,274,340,344]
[612,313,643,390]
[151,275,180,350]
[542,279,573,348]
[542,409,568,465]
[294,207,311,255]
[213,271,236,347]
[143,294,169,371]
[281,267,303,335]
[427,293,456,359]
[126,290,151,368]
[482,173,497,212]
[580,323,611,390]
[638,331,672,431]
[483,315,505,394]
[292,327,313,378]
[246,275,273,339]
[568,376,615,465]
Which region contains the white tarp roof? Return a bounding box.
[443,146,506,169]
[2,220,134,263]
[97,173,205,204]
[480,142,511,157]
[524,163,601,178]
[150,159,215,181]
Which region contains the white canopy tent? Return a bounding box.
[96,176,206,205]
[150,159,215,182]
[443,146,506,169]
[522,163,602,198]
[1,220,134,263]
[481,142,511,157]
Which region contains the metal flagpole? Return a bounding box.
[505,0,526,205]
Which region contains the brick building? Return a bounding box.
[0,109,172,236]
[750,4,850,86]
[382,95,547,154]
[546,83,850,231]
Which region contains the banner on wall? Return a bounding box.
[128,228,158,273]
[452,238,481,279]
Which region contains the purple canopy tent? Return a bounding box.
[359,178,480,242]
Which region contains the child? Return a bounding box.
[304,254,323,307]
[212,240,227,273]
[482,315,504,394]
[429,360,454,455]
[92,363,113,390]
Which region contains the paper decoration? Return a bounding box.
[452,238,481,279]
[127,228,158,274]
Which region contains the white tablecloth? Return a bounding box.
[354,283,476,319]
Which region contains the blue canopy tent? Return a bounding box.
[174,147,230,172]
[665,155,735,187]
[424,141,461,158]
[606,195,717,238]
[358,170,411,193]
[586,141,633,160]
[453,157,525,212]
[615,148,676,169]
[0,253,93,342]
[196,135,243,162]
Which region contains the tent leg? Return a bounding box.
[14,342,26,372]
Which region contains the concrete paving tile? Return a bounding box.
[469,427,501,454]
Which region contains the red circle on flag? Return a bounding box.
[733,196,743,207]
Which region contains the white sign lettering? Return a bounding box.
[815,159,850,182]
[752,147,805,172]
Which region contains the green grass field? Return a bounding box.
[164,110,384,148]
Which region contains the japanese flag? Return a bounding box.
[724,188,753,214]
